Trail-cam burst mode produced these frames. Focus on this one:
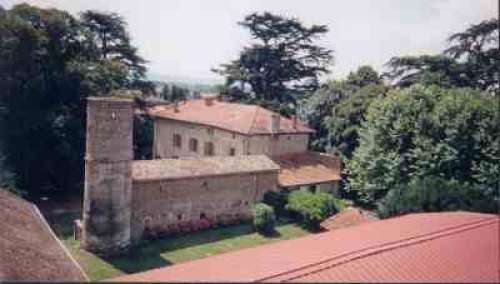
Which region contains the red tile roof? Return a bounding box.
[0,190,87,281]
[112,212,499,283]
[132,155,280,182]
[148,99,315,135]
[320,207,378,231]
[272,152,341,187]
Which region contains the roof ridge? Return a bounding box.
[258,215,498,282]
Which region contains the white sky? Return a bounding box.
[2,0,497,83]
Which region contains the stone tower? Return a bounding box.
[82,97,134,256]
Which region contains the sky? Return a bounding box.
[2,0,497,84]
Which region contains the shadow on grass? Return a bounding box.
[104,222,261,274]
[44,204,304,276]
[104,251,173,274]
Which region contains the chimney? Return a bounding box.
[202,93,217,106]
[292,114,298,129]
[270,113,281,133]
[204,96,215,106]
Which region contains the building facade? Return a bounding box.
[149,98,312,159]
[82,97,282,255]
[81,96,341,256]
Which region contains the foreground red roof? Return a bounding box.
[148,99,315,135]
[112,212,499,283]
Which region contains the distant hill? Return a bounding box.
[148,72,223,93]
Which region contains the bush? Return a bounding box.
[377,177,498,219]
[252,203,276,235]
[286,190,339,229]
[263,190,289,217]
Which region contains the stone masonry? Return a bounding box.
[82,97,134,256]
[82,97,281,255]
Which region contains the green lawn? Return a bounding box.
[53,212,310,281]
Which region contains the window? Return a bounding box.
[229,147,236,156]
[200,213,206,219]
[173,134,182,148]
[207,128,214,136]
[232,133,236,139]
[189,138,198,152]
[204,142,214,156]
[177,214,182,221]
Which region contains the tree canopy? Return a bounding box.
[384,19,499,94]
[0,4,151,198]
[215,12,333,115]
[348,85,499,211]
[300,65,387,157]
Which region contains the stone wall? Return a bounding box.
[153,118,309,159]
[130,171,278,242]
[82,97,133,256]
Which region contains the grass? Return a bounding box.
[50,212,310,281]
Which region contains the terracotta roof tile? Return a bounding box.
[132,155,280,182]
[0,190,86,281]
[111,212,499,283]
[272,152,341,187]
[148,99,315,135]
[320,207,378,231]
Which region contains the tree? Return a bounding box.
[215,12,333,115]
[385,19,499,94]
[346,65,381,87]
[0,4,150,198]
[300,66,388,157]
[377,177,498,218]
[252,203,276,235]
[286,190,339,229]
[159,84,188,102]
[349,85,499,209]
[80,11,146,79]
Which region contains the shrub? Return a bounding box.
[377,177,498,218]
[252,203,276,235]
[286,190,339,229]
[263,190,289,217]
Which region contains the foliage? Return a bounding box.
[300,66,387,157]
[0,4,151,198]
[159,84,189,102]
[252,203,276,235]
[377,177,498,218]
[349,85,500,208]
[133,115,154,160]
[286,190,339,229]
[385,19,499,94]
[215,12,333,115]
[262,189,289,218]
